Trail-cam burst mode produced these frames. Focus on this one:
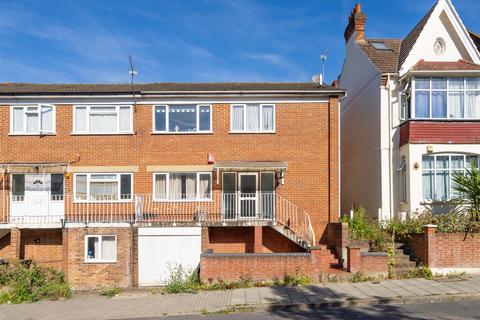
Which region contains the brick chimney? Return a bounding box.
[344,3,366,43]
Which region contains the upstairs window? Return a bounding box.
[231,104,275,133]
[422,154,479,201]
[153,105,211,133]
[74,173,132,202]
[413,77,480,119]
[11,105,55,134]
[73,105,132,134]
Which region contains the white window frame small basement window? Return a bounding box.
[230,104,275,133]
[73,105,133,134]
[84,235,117,263]
[10,105,56,135]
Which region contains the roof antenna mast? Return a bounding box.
[128,55,138,107]
[320,48,330,83]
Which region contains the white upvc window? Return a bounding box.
[230,104,275,133]
[412,77,480,119]
[84,235,117,263]
[153,105,212,133]
[153,172,212,201]
[10,105,55,135]
[422,154,480,201]
[73,105,133,134]
[74,173,133,202]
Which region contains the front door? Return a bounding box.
[239,173,257,219]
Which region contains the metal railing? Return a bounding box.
[0,191,315,246]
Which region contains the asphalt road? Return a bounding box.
[149,299,480,320]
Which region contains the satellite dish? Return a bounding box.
[311,74,323,86]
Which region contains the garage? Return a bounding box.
[138,227,202,286]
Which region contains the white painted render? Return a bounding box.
[339,35,383,217]
[399,0,480,76]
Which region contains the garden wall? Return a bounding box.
[407,225,480,273]
[346,247,388,274]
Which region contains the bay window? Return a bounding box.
[231,104,275,132]
[74,173,132,202]
[412,77,480,119]
[153,172,212,201]
[11,105,55,134]
[422,154,479,201]
[153,105,211,133]
[73,105,133,134]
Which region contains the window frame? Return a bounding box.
[72,105,134,135]
[84,235,117,263]
[73,173,133,203]
[10,104,56,135]
[421,153,479,202]
[152,172,213,202]
[411,77,480,120]
[151,104,212,134]
[230,104,276,133]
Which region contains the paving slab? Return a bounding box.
[336,283,370,299]
[379,280,418,298]
[257,287,279,304]
[230,288,245,306]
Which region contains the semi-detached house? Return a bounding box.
[340,0,480,219]
[0,82,344,289]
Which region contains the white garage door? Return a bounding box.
[138,227,201,286]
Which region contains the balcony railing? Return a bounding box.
[0,191,315,247]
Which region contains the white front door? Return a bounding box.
[239,173,257,219]
[10,173,64,222]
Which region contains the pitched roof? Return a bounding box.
[469,30,480,52]
[398,2,436,69]
[357,39,402,73]
[411,59,480,71]
[0,82,344,96]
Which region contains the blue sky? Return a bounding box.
[1,0,480,84]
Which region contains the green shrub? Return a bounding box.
[99,287,121,298]
[164,264,200,294]
[0,262,71,304]
[283,273,311,286]
[348,206,386,251]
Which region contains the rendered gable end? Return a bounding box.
[399,0,480,76]
[339,35,383,217]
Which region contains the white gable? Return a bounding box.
[399,0,480,76]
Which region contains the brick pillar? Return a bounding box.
[131,226,138,288]
[201,227,210,252]
[62,228,69,278]
[423,224,437,267]
[253,226,263,253]
[347,246,361,273]
[10,228,21,260]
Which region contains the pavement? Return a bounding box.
[1,276,480,320]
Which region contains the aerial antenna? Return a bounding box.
[128,55,138,107]
[320,48,330,82]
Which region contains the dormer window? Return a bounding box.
[412,77,480,119]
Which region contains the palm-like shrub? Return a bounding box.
[452,164,480,234]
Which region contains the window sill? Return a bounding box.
[73,200,133,204]
[71,132,135,136]
[152,199,214,203]
[83,260,117,264]
[9,133,56,136]
[150,131,213,135]
[229,131,276,134]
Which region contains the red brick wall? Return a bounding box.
[408,230,480,268]
[202,227,304,253]
[0,100,339,239]
[20,229,63,269]
[0,232,11,258]
[347,247,388,273]
[64,227,134,290]
[200,246,337,282]
[400,120,480,146]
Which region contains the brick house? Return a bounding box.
[339,0,480,219]
[0,82,344,288]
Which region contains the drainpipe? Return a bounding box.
[385,73,395,220]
